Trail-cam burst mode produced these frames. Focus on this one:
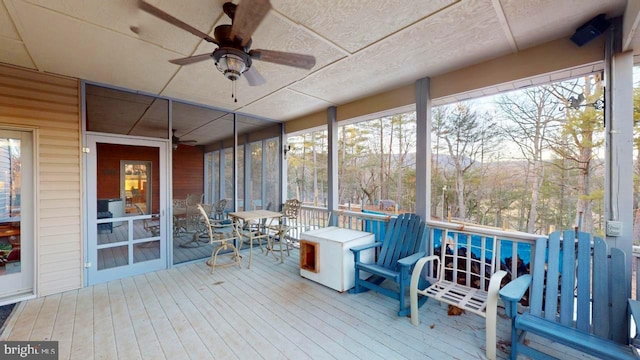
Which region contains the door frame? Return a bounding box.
[0,127,36,305]
[84,133,170,285]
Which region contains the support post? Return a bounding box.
[327,106,338,226]
[415,77,431,221]
[605,24,634,292]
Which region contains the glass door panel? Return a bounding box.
[0,130,33,299]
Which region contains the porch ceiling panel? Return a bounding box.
[288,0,512,104]
[6,0,181,94]
[501,0,627,50]
[185,114,235,144]
[0,1,33,68]
[127,99,170,139]
[0,1,19,40]
[171,102,230,144]
[21,0,224,57]
[270,0,457,54]
[240,88,335,120]
[86,85,169,138]
[0,38,34,69]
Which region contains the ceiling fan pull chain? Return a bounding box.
[233,81,238,103]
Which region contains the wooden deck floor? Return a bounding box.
[1,247,597,360]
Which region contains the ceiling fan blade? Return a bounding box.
[244,67,266,86]
[137,0,218,45]
[169,53,213,65]
[230,0,272,47]
[250,49,316,70]
[179,140,198,144]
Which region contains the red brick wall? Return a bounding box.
[172,145,204,199]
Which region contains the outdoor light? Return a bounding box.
[212,48,252,102]
[213,48,251,81]
[559,93,605,111]
[215,52,247,81]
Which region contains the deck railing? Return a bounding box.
[425,220,543,284]
[296,205,543,284]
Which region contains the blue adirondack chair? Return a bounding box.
[499,230,634,359]
[350,213,428,316]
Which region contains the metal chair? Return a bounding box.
[134,203,160,237]
[196,204,242,274]
[212,199,229,220]
[267,199,302,261]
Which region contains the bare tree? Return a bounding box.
[496,86,560,233]
[433,103,498,219]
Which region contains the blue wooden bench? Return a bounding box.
[499,230,634,359]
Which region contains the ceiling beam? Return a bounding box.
[491,0,518,53]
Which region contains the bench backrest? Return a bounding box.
[377,213,424,270]
[362,209,388,242]
[530,230,628,343]
[435,230,498,293]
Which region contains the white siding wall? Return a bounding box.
[0,64,81,296]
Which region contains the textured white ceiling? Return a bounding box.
[0,0,631,145]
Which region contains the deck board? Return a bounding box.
[29,293,60,341]
[69,287,93,360]
[92,283,118,359]
[145,271,212,359]
[107,281,143,359]
[154,269,239,359]
[131,274,190,359]
[1,246,602,359]
[50,291,77,360]
[119,277,166,360]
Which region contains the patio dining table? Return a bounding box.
[228,210,283,269]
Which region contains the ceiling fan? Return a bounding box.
[172,129,197,150]
[135,0,316,90]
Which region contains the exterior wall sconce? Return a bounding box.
[283,144,291,158]
[559,93,605,111]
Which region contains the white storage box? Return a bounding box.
[299,226,375,292]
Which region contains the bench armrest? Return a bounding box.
[350,241,382,253]
[629,299,640,347]
[398,251,426,268]
[351,241,382,264]
[499,274,532,318]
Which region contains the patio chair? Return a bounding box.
[186,193,203,206]
[349,213,426,316]
[267,199,302,261]
[196,204,242,274]
[179,203,214,248]
[134,204,160,237]
[212,198,229,220]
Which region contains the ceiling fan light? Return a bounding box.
[216,53,247,81]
